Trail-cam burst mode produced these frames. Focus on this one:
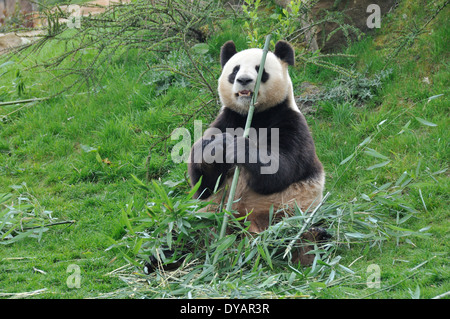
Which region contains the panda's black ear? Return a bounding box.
[274,41,295,66]
[220,41,237,68]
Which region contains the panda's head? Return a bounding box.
[218,40,296,114]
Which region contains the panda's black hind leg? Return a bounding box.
[143,249,186,274]
[292,227,332,266]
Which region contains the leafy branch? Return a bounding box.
[0,184,73,245]
[11,0,229,96]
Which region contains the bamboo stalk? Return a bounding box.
[215,34,272,251]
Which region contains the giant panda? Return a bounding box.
[187,40,329,265]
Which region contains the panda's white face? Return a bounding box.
[218,47,295,114]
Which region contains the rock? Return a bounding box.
[0,30,43,54]
[310,0,397,52]
[296,82,322,114]
[270,0,397,52]
[275,0,291,7]
[0,33,24,51]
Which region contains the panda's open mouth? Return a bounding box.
[236,90,253,98]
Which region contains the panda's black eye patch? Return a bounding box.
[255,65,269,83]
[228,65,240,84]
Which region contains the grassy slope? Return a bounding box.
[304,1,449,298]
[0,1,448,298]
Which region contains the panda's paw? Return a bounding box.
[202,133,231,164]
[226,135,256,164]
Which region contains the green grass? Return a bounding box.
[0,0,449,299]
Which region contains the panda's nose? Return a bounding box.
[236,76,253,86]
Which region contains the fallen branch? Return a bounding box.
[21,220,76,231]
[0,97,49,107]
[0,288,49,299]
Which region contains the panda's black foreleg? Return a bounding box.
[223,135,295,195]
[188,134,234,199]
[189,131,298,197]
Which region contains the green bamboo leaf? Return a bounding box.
[376,182,393,191]
[121,253,143,268]
[95,152,102,163]
[345,232,373,239]
[326,269,336,284]
[364,148,388,159]
[243,245,259,265]
[431,168,447,175]
[0,193,12,205]
[257,274,279,288]
[387,224,414,232]
[309,282,327,290]
[415,117,437,127]
[258,244,273,269]
[166,230,172,249]
[398,120,411,135]
[359,136,372,147]
[374,195,398,207]
[252,253,261,272]
[212,234,236,258]
[366,160,390,170]
[131,175,150,191]
[398,214,413,224]
[163,180,183,188]
[395,171,408,186]
[340,152,355,165]
[152,180,172,209]
[1,222,20,241]
[132,238,143,255]
[409,285,421,299]
[121,208,135,235]
[419,226,431,233]
[268,204,274,225]
[80,144,98,153]
[338,264,355,274]
[186,176,202,199]
[1,228,42,245]
[191,43,209,55]
[427,93,443,102]
[0,61,14,69]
